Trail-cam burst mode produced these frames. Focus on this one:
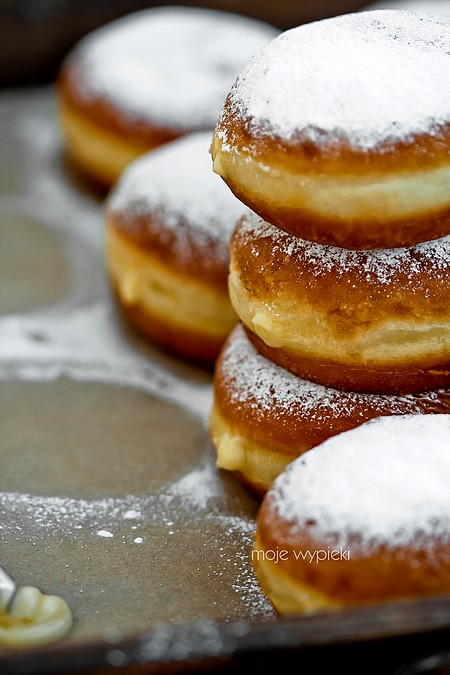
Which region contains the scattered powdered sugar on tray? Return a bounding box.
[0,465,240,541]
[0,454,236,541]
[68,6,277,129]
[238,212,450,285]
[0,492,154,536]
[220,516,273,618]
[167,461,225,510]
[272,415,450,549]
[220,10,450,150]
[220,325,450,422]
[108,132,249,267]
[0,473,273,620]
[0,301,213,423]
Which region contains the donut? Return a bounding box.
[229,212,450,395]
[57,6,277,188]
[253,414,450,615]
[210,324,450,495]
[211,10,450,250]
[105,131,248,364]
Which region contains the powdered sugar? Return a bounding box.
[367,1,450,17]
[220,325,450,422]
[68,6,277,130]
[167,461,225,509]
[238,212,450,286]
[272,414,450,548]
[220,10,450,151]
[108,132,249,266]
[0,463,222,538]
[0,467,274,621]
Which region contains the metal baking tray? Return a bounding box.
[1,88,450,675]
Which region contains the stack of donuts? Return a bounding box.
[209,8,450,614]
[209,8,450,495]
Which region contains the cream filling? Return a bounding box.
[252,534,342,616]
[107,226,237,338]
[0,586,72,649]
[212,136,450,221]
[59,99,153,185]
[229,268,450,364]
[210,404,295,492]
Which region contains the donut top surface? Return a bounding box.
[270,414,450,549]
[219,325,449,423]
[65,6,278,131]
[235,212,450,287]
[217,10,450,152]
[108,132,249,268]
[367,1,450,16]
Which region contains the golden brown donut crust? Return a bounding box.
[230,215,450,394]
[58,65,182,149]
[217,99,450,174]
[255,499,450,606]
[104,130,244,364]
[231,220,449,330]
[108,211,228,292]
[213,106,450,249]
[106,221,236,364]
[112,284,225,366]
[246,328,450,396]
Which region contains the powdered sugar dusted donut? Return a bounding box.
[58,6,277,187]
[212,10,450,249]
[106,131,248,364]
[254,414,450,615]
[229,212,450,394]
[210,324,450,494]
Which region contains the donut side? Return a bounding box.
[104,130,249,364]
[229,214,450,394]
[212,120,450,249]
[106,220,236,364]
[58,66,180,188]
